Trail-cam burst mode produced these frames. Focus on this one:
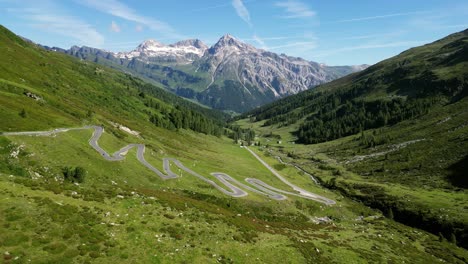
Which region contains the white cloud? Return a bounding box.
[333,11,428,23]
[275,0,315,18]
[243,35,303,41]
[266,33,317,57]
[313,40,429,58]
[348,41,428,50]
[110,21,120,32]
[252,34,266,49]
[135,24,143,32]
[181,0,257,13]
[340,31,405,40]
[232,0,252,27]
[269,41,317,50]
[188,2,233,13]
[78,0,182,38]
[7,7,104,47]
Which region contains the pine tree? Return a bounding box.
[74,167,87,183]
[438,232,445,242]
[387,208,394,219]
[19,108,27,118]
[450,233,457,245]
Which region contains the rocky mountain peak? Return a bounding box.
[209,34,256,55]
[135,39,164,52]
[59,33,367,112]
[221,33,235,40]
[216,34,242,46]
[114,38,207,63]
[171,39,208,50]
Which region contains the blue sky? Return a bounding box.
[1,0,467,65]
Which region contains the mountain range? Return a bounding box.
[44,34,367,112]
[1,24,467,263]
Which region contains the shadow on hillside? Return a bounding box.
[447,154,468,188]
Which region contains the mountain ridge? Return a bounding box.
[44,34,367,112]
[114,38,208,62]
[0,24,467,263]
[244,28,468,129]
[235,28,468,248]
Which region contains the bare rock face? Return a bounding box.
[54,34,367,112]
[114,39,208,64]
[196,34,366,98]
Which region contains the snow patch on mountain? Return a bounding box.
[114,39,208,62]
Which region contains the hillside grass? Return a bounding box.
[233,29,468,250]
[0,25,467,262]
[2,100,467,263]
[236,95,468,249]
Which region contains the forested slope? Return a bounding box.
[235,29,468,248]
[242,29,468,143]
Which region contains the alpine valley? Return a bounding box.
[0,13,467,264]
[44,35,367,112]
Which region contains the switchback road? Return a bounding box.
[3,126,335,204]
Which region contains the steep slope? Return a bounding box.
[245,29,468,142]
[0,26,226,136]
[1,25,467,263]
[194,34,367,112]
[236,29,468,248]
[47,35,366,112]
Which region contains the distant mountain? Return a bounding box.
[0,25,227,136]
[45,35,367,112]
[236,28,468,249]
[202,34,366,96]
[114,39,208,64]
[194,34,367,111]
[243,28,468,144]
[2,24,467,263]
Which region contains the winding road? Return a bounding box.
[3,126,335,205]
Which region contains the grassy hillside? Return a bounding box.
[244,29,468,143]
[1,25,467,263]
[0,25,227,136]
[235,29,468,249]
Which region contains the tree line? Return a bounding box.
[225,124,256,145]
[296,96,438,144]
[145,97,223,136]
[127,75,229,122]
[122,74,227,137]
